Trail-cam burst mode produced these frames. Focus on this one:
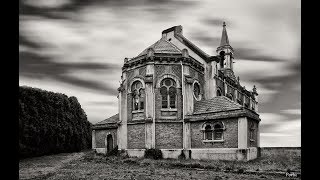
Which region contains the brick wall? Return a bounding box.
[190,118,238,148]
[127,124,145,149]
[248,118,258,147]
[155,122,183,149]
[95,128,117,148]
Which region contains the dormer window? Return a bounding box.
[160,78,176,109]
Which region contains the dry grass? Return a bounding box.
[19,148,300,180]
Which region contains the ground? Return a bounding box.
[19,148,300,180]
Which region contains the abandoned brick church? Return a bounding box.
[92,22,261,161]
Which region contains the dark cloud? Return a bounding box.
[234,47,287,62]
[19,50,120,95]
[20,0,196,19]
[190,33,221,48]
[201,18,226,27]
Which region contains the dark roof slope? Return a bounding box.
[193,96,242,114]
[189,96,260,121]
[95,113,119,125]
[137,38,182,57]
[93,114,119,129]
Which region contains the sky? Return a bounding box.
[19,0,301,147]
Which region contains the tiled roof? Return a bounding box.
[137,38,182,57]
[193,96,242,114]
[95,113,119,125]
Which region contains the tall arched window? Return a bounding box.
[204,125,213,140]
[213,123,224,140]
[160,78,176,109]
[217,88,222,96]
[249,122,255,141]
[131,81,144,111]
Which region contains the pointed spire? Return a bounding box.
[220,21,230,46]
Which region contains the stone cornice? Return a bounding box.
[122,54,205,73]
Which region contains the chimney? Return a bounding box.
[162,25,183,38]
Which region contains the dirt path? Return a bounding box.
[19,151,86,179]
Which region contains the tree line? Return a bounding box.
[19,86,92,158]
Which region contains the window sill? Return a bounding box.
[161,108,177,112]
[132,110,144,114]
[202,140,224,143]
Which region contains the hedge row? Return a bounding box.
[19,86,92,158]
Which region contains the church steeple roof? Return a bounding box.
[220,22,230,46]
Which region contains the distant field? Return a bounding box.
[19,147,301,180]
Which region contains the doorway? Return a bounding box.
[106,134,113,153]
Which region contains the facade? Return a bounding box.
[92,22,261,161]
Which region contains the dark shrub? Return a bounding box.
[19,86,92,158]
[178,151,186,160]
[144,148,163,160]
[106,146,119,156]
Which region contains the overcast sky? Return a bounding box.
[19,0,301,147]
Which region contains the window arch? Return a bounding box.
[204,125,213,140]
[131,81,145,111]
[160,78,176,108]
[249,122,255,141]
[217,88,222,96]
[202,122,225,141]
[193,82,201,100]
[213,123,224,140]
[226,93,233,100]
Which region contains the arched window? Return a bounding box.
[213,123,224,140]
[193,82,201,100]
[131,81,144,111]
[226,93,233,100]
[249,122,255,141]
[204,125,213,140]
[217,88,222,96]
[160,78,176,109]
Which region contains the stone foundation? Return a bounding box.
[93,147,260,161]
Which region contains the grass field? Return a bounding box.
[19,148,300,180]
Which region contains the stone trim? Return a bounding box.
[156,74,181,88]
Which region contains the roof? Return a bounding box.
[93,114,119,129]
[137,38,182,57]
[220,22,230,47]
[193,96,242,114]
[189,96,260,121]
[161,25,210,61]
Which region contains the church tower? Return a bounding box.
[216,22,234,70]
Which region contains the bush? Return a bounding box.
[144,148,163,160]
[19,86,92,158]
[178,151,186,160]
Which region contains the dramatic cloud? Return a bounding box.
[19,0,301,147]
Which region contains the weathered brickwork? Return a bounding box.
[155,122,183,149]
[95,129,117,148]
[248,118,258,147]
[127,124,145,149]
[190,118,238,148]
